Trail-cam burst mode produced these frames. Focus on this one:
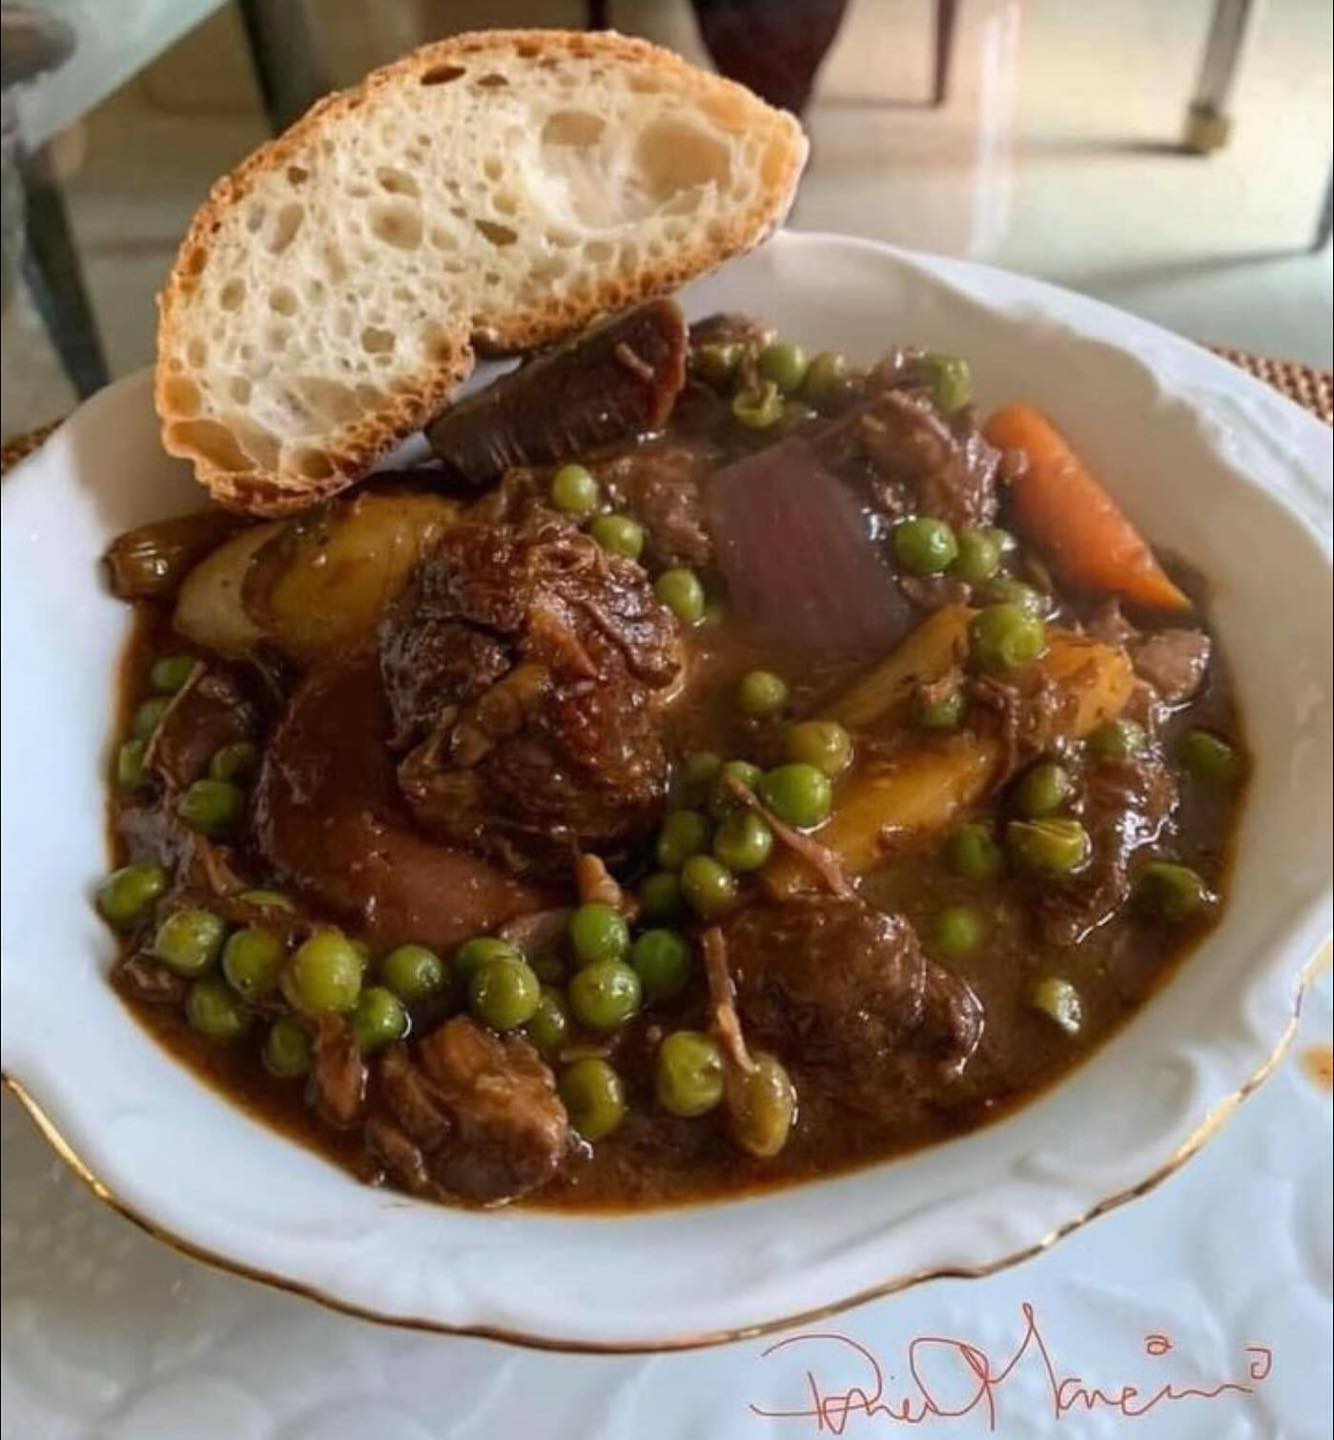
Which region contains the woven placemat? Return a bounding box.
[3,348,1330,477]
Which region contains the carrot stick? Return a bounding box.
[984,404,1190,612]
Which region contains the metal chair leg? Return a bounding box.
[932,0,959,107]
[18,148,107,400]
[1183,0,1257,154]
[1313,160,1333,253]
[234,0,327,135]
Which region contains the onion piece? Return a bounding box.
[707,439,913,658]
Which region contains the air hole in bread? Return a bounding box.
[287,165,310,187]
[348,184,371,200]
[269,286,298,316]
[266,326,290,353]
[232,418,281,469]
[246,205,266,234]
[541,109,606,148]
[267,203,305,255]
[584,239,613,262]
[229,376,252,404]
[475,219,518,248]
[168,419,251,474]
[291,447,335,480]
[420,63,466,86]
[320,244,348,282]
[515,42,539,59]
[356,383,390,408]
[634,120,731,203]
[369,201,423,250]
[361,326,396,355]
[483,157,503,182]
[187,338,208,367]
[161,377,202,417]
[376,166,420,198]
[493,190,519,217]
[476,73,509,88]
[303,278,325,302]
[219,278,246,312]
[296,378,361,424]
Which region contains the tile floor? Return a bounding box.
[2,0,1331,438]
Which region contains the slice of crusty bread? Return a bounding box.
[156,29,807,515]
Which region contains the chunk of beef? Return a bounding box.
[855,388,1001,531]
[113,954,188,1008]
[725,898,983,1092]
[1128,629,1211,705]
[308,1016,367,1129]
[380,508,682,874]
[1037,753,1179,945]
[427,301,687,483]
[252,657,549,952]
[144,666,255,789]
[599,442,716,568]
[375,1018,569,1204]
[688,312,771,354]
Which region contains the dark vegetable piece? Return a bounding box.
[103,509,241,600]
[427,300,687,482]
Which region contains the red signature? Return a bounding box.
[749,1304,1272,1433]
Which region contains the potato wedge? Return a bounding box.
[822,604,972,729]
[174,521,283,656]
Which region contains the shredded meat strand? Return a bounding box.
[725,775,853,898]
[701,926,756,1074]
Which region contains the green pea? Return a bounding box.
[693,341,743,388]
[654,567,706,626]
[96,862,167,930]
[525,988,570,1057]
[176,778,243,838]
[736,668,789,718]
[187,977,252,1041]
[240,888,296,913]
[970,603,1046,673]
[1136,861,1212,924]
[352,985,411,1052]
[894,516,958,576]
[708,760,764,820]
[1088,720,1148,762]
[284,930,363,1015]
[731,380,784,430]
[784,720,853,777]
[453,935,523,986]
[757,763,832,829]
[116,738,149,792]
[656,808,712,870]
[209,740,259,784]
[712,810,774,873]
[132,696,170,739]
[913,690,967,731]
[985,527,1018,558]
[469,958,541,1030]
[263,1016,312,1078]
[910,352,972,414]
[1178,729,1240,786]
[550,463,600,515]
[630,928,693,1002]
[590,513,645,561]
[678,750,723,803]
[680,854,740,919]
[981,577,1047,617]
[380,944,448,1005]
[950,528,1002,585]
[1014,762,1074,819]
[1029,976,1083,1035]
[150,654,197,694]
[568,959,642,1031]
[569,903,631,966]
[221,926,286,998]
[931,905,986,957]
[801,350,852,410]
[758,339,809,393]
[638,870,687,924]
[945,823,1005,881]
[727,1051,797,1158]
[153,907,226,976]
[559,1058,626,1140]
[655,1030,724,1117]
[1007,818,1091,875]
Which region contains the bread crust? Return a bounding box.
[155,29,807,515]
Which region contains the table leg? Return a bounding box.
[1313,160,1333,253]
[18,148,107,400]
[932,0,959,107]
[1182,0,1258,154]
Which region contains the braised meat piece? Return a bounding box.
[308,1016,368,1129]
[726,897,983,1091]
[143,666,255,789]
[380,506,682,874]
[1128,628,1211,705]
[252,656,547,952]
[1038,753,1179,946]
[375,1018,570,1204]
[599,441,717,568]
[427,300,687,483]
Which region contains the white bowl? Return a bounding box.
[3,232,1331,1351]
